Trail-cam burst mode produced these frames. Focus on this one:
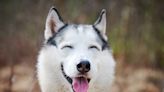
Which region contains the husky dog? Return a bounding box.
[37,7,115,92]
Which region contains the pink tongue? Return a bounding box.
[73,77,89,92]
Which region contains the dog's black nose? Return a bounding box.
[77,61,90,73]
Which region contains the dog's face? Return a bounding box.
[43,7,115,92]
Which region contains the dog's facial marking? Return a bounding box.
[47,24,68,46]
[47,24,108,51]
[45,8,109,51]
[92,25,109,50]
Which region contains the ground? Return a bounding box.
[0,60,163,92]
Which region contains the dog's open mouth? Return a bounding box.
[72,77,90,92]
[61,64,90,92]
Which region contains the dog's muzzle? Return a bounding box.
[61,62,91,92]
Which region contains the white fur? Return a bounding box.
[37,8,115,92]
[37,46,73,92]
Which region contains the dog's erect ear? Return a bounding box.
[94,9,106,34]
[44,7,64,40]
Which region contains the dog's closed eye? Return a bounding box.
[89,45,100,51]
[61,45,74,49]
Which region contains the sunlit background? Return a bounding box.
[0,0,164,92]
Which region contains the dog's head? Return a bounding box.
[43,7,115,92]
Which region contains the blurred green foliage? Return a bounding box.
[0,0,164,69]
